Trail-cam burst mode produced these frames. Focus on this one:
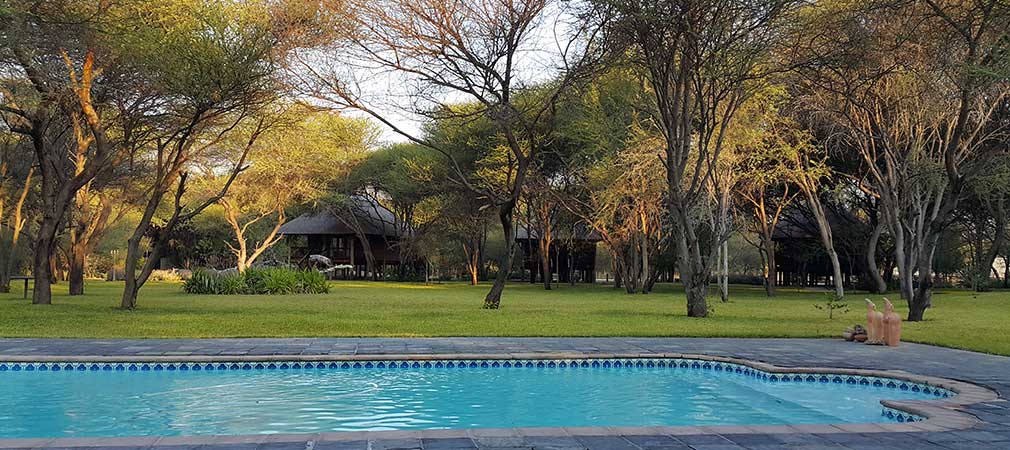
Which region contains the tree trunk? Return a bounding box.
[907,232,940,321]
[122,272,141,310]
[640,236,650,295]
[120,233,144,309]
[866,220,888,294]
[68,241,86,296]
[720,239,729,302]
[31,216,60,305]
[808,197,844,298]
[622,242,642,294]
[763,239,777,296]
[613,259,622,289]
[462,242,479,286]
[826,248,844,298]
[909,269,933,322]
[484,203,516,309]
[677,230,710,317]
[975,202,1006,292]
[31,230,55,305]
[540,246,551,290]
[1004,253,1009,289]
[683,269,709,317]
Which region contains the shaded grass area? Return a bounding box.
[0,281,1007,355]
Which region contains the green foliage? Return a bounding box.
[183,268,328,295]
[147,270,186,282]
[813,294,849,320]
[217,273,249,295]
[110,0,278,110]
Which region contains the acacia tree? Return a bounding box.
[441,191,491,286]
[794,0,1010,320]
[596,0,799,316]
[293,0,605,308]
[216,110,376,273]
[0,134,33,292]
[114,1,285,309]
[732,96,799,297]
[956,156,1010,291]
[787,133,844,298]
[0,1,129,304]
[64,125,136,295]
[591,131,667,294]
[520,172,559,290]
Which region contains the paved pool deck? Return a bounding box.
[1,337,1009,450]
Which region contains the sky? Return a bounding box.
[324,1,580,145]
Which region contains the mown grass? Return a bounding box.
[1,280,1007,355]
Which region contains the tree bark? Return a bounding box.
[866,220,888,294]
[484,202,517,309]
[462,241,479,286]
[674,223,711,317]
[907,231,941,321]
[805,194,844,298]
[1004,253,1009,289]
[975,199,1006,292]
[539,243,552,290]
[68,240,86,296]
[31,221,57,305]
[763,238,777,296]
[720,239,729,302]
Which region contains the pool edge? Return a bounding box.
[0,352,998,447]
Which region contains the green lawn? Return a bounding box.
[1,281,1007,356]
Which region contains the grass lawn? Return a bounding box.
[1,280,1007,356]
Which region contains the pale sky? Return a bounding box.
[332,2,579,145]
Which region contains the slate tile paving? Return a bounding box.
[1,338,1008,450]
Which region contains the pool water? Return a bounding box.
[0,360,943,438]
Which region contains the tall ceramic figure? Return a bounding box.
[882,298,902,346]
[864,299,884,345]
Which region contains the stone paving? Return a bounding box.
[1,337,1009,450]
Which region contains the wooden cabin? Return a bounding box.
[772,217,858,288]
[516,225,601,283]
[279,196,404,279]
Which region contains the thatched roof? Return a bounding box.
[278,196,403,237]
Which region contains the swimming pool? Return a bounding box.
[0,358,951,438]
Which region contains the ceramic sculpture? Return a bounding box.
[882,298,902,347]
[864,299,884,345]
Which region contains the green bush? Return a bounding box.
[296,270,328,294]
[183,268,329,295]
[182,269,223,294]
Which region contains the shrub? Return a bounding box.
[183,269,222,294]
[148,269,193,282]
[183,267,328,295]
[294,270,328,294]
